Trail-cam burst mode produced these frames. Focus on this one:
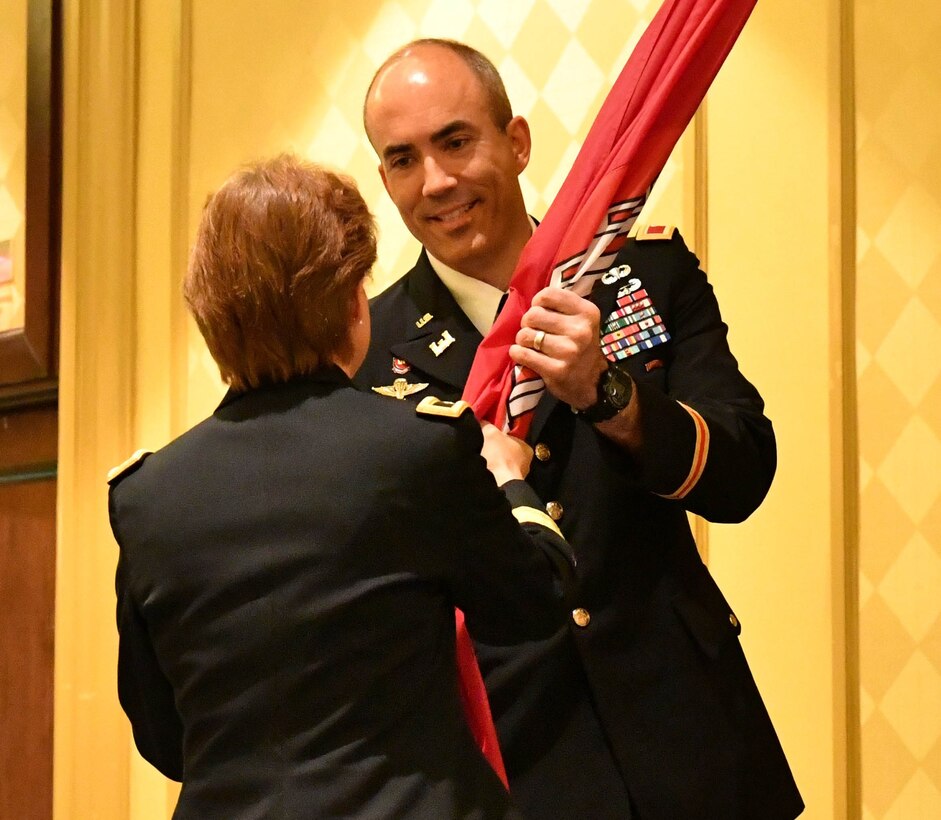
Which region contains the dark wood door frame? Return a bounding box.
[0,0,62,410]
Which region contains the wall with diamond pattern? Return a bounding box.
[856,0,941,816]
[701,2,844,814]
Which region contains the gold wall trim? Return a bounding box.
[130,1,192,813]
[134,0,193,445]
[834,0,860,815]
[56,0,194,817]
[55,0,139,817]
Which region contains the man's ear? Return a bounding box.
[378,163,390,195]
[506,115,532,174]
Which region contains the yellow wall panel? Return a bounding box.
[856,0,941,816]
[706,0,848,816]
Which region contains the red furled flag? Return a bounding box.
[464,0,757,435]
[452,0,758,786]
[454,609,508,786]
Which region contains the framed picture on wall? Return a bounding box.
[0,0,61,410]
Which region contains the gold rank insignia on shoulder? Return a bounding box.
[372,378,429,400]
[416,396,472,419]
[635,224,676,241]
[107,449,152,484]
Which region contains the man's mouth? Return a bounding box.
[428,200,477,225]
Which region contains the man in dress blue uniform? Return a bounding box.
[356,39,803,819]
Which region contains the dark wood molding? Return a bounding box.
[0,0,62,408]
[0,404,58,470]
[0,378,57,411]
[0,477,56,820]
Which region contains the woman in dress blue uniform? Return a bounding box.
[109,154,573,819]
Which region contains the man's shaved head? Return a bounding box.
[364,38,513,143]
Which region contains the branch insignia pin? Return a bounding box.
[429,330,455,357]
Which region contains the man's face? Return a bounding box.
[365,46,531,285]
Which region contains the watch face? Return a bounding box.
[603,368,632,408]
[582,363,632,422]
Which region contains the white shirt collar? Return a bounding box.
[426,217,537,336]
[426,254,505,336]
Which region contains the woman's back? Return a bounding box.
[112,371,562,818]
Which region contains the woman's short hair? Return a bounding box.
[184,154,376,391]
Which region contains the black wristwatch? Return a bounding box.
[579,361,633,423]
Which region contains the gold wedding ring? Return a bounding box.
[533,329,546,352]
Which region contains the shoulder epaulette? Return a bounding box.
[416,396,472,419]
[107,449,152,485]
[635,224,676,241]
[511,506,563,537]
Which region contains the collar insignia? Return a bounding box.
[415,312,433,328]
[429,330,455,357]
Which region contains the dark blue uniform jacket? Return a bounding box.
[355,231,804,820]
[111,367,574,819]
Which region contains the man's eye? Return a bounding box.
[389,156,413,170]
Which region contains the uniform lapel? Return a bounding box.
[387,251,565,433]
[526,391,561,444]
[391,253,483,391]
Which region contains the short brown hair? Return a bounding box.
[364,39,513,138]
[184,154,376,391]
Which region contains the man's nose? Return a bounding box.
[421,156,457,197]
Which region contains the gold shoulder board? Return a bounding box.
[512,506,563,537]
[416,396,473,419]
[107,449,152,484]
[635,224,676,241]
